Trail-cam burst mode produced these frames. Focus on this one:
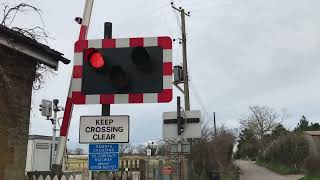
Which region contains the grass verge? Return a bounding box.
[256,159,301,175]
[299,176,320,180]
[222,164,240,180]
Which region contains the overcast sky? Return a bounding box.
[3,0,320,150]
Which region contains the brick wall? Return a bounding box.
[0,45,37,179]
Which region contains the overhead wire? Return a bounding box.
[170,0,213,125]
[115,1,172,37]
[189,81,212,127]
[170,0,182,34]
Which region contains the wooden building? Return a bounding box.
[304,131,320,156]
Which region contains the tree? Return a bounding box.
[135,144,146,155]
[190,126,235,175]
[295,115,309,131]
[294,115,320,131]
[235,128,260,159]
[74,148,84,155]
[310,122,320,130]
[119,143,130,156]
[155,143,169,156]
[146,142,158,156]
[240,105,278,150]
[271,123,289,140]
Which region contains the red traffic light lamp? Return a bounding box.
[90,52,105,69]
[84,48,105,69]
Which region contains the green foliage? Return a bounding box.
[271,123,289,140]
[295,115,320,131]
[264,133,309,168]
[235,128,260,159]
[256,159,302,174]
[221,164,240,180]
[190,127,236,175]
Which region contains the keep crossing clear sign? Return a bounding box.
[79,115,129,143]
[89,144,119,171]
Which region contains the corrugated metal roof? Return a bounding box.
[304,131,320,136]
[0,25,70,65]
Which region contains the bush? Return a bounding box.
[190,127,236,175]
[304,155,320,176]
[264,133,309,168]
[221,164,240,180]
[237,142,260,159]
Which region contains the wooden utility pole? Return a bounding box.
[171,3,191,111]
[172,3,191,180]
[181,8,190,111]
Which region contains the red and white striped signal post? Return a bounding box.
[52,0,173,171]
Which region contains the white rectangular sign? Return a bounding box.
[162,110,202,139]
[79,115,129,143]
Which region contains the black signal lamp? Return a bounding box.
[131,46,152,73]
[110,66,129,91]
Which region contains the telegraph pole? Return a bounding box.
[171,2,191,111]
[172,3,191,180]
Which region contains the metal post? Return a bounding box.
[214,112,217,138]
[102,22,112,116]
[147,155,150,180]
[90,22,113,180]
[181,9,190,111]
[102,22,112,117]
[177,97,182,136]
[51,99,60,169]
[176,96,183,180]
[52,109,57,168]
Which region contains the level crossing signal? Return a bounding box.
[71,37,173,104]
[82,46,162,94]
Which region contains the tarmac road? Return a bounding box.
[235,160,303,180]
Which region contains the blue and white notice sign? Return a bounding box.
[89,144,119,171]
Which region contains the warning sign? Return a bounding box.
[79,115,129,143]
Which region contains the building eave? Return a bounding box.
[304,131,320,136]
[0,25,70,70]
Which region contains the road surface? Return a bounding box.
[235,160,303,180]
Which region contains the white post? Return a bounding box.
[82,0,94,27]
[53,0,95,169]
[51,109,57,167]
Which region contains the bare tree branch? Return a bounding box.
[11,26,50,43]
[33,63,56,90]
[1,3,55,90]
[1,3,51,43]
[1,3,43,27]
[240,105,279,149]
